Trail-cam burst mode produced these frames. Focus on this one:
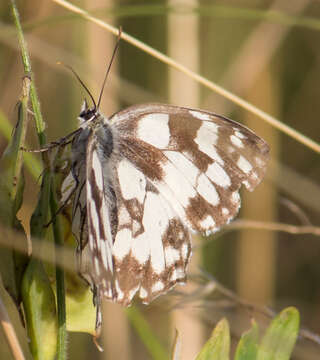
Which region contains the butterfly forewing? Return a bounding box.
[64,102,269,309]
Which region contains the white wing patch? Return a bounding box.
[61,172,77,203]
[206,162,231,188]
[117,159,146,202]
[196,173,220,206]
[230,134,244,148]
[164,151,200,186]
[195,129,224,165]
[195,122,219,147]
[199,215,216,229]
[160,160,197,207]
[144,192,168,273]
[86,142,114,285]
[237,155,253,174]
[189,110,210,121]
[137,113,170,148]
[113,228,132,261]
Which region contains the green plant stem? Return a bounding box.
[10,76,30,201]
[11,0,46,145]
[50,178,67,360]
[11,2,67,359]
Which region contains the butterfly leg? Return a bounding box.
[44,181,79,228]
[92,286,103,350]
[93,285,103,336]
[21,128,82,153]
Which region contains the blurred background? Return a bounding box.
[1,0,320,359]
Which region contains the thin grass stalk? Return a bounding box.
[18,5,320,33]
[11,0,46,147]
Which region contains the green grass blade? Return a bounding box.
[234,321,259,360]
[195,318,230,360]
[0,108,42,180]
[0,78,30,305]
[257,307,300,360]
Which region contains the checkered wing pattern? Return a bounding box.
[64,103,269,309]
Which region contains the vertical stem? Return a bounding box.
[50,177,67,360]
[11,0,46,146]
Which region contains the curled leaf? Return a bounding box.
[0,82,30,305]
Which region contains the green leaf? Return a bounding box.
[196,318,230,360]
[22,167,55,359]
[0,85,29,305]
[21,259,58,360]
[64,275,96,335]
[0,109,42,179]
[257,307,299,360]
[234,321,259,360]
[30,170,51,239]
[0,115,24,217]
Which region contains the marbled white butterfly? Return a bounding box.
[60,100,269,312]
[52,34,269,332]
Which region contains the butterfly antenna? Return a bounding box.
[57,61,97,110]
[97,27,122,110]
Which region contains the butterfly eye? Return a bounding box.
[79,108,96,122]
[79,99,97,121]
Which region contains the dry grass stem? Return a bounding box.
[0,295,25,360]
[229,219,320,236]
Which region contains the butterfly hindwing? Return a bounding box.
[112,160,191,304]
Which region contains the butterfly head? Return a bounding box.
[78,99,98,125]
